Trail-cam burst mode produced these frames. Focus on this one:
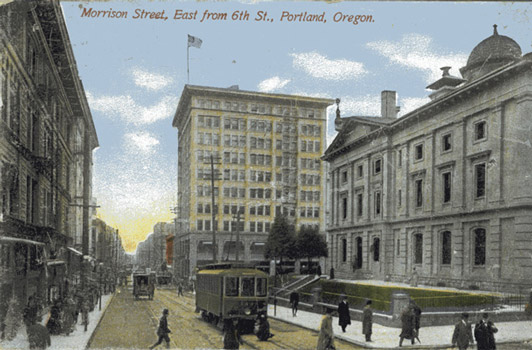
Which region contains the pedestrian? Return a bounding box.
[23,296,39,327]
[46,299,62,335]
[452,312,474,350]
[410,267,419,287]
[362,299,373,342]
[289,291,299,317]
[474,312,498,350]
[399,304,415,347]
[337,295,351,333]
[317,308,335,350]
[27,316,51,350]
[177,283,184,297]
[255,313,274,341]
[410,299,422,343]
[223,318,242,350]
[149,308,171,349]
[316,264,322,277]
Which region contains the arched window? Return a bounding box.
[373,237,380,262]
[441,231,452,265]
[473,228,486,266]
[414,233,423,265]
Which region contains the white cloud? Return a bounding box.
[87,92,177,125]
[131,68,173,91]
[257,76,290,92]
[400,97,431,116]
[290,52,367,80]
[366,33,468,83]
[124,132,160,154]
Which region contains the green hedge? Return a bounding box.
[301,280,496,312]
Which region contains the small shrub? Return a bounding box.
[436,281,446,287]
[469,285,480,290]
[525,303,532,316]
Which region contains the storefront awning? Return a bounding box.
[67,247,83,256]
[47,260,66,266]
[0,236,45,246]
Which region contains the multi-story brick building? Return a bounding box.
[0,0,98,327]
[172,85,332,278]
[324,26,532,291]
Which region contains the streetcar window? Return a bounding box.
[241,277,255,297]
[256,278,267,297]
[225,277,239,296]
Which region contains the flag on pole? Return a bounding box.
[188,35,202,48]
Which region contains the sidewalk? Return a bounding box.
[268,304,532,349]
[0,293,113,350]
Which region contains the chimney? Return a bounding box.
[381,90,400,119]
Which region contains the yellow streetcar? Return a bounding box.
[195,263,268,330]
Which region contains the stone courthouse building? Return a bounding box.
[323,25,532,291]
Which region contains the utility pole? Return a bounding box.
[233,208,243,262]
[205,154,221,263]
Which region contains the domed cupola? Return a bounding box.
[460,25,522,81]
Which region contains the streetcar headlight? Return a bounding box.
[244,308,251,316]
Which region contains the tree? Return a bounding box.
[296,226,328,273]
[264,215,297,274]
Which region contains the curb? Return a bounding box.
[84,292,116,349]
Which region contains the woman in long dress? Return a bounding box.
[317,308,334,350]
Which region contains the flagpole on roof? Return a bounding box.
[187,34,202,84]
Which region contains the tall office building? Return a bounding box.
[172,85,333,278]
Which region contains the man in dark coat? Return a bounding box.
[289,291,299,317]
[399,305,415,347]
[474,312,498,350]
[255,313,274,341]
[223,318,242,349]
[337,295,351,333]
[150,309,171,349]
[453,313,474,350]
[410,299,422,343]
[27,317,51,350]
[362,300,373,342]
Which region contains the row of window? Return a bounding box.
[340,228,486,268]
[301,158,321,170]
[300,191,321,202]
[196,99,319,120]
[300,207,320,218]
[196,219,272,233]
[301,140,321,153]
[199,168,320,186]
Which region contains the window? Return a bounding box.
[474,228,486,266]
[414,234,423,264]
[225,277,239,296]
[373,237,380,262]
[475,164,486,198]
[256,278,267,297]
[415,144,423,161]
[374,159,381,175]
[341,171,348,184]
[341,238,347,262]
[374,191,381,216]
[398,150,402,167]
[197,220,203,231]
[474,121,486,141]
[342,196,348,220]
[442,133,452,152]
[357,165,363,178]
[443,172,452,203]
[441,231,452,265]
[398,190,402,207]
[415,179,423,208]
[396,239,400,255]
[241,277,255,296]
[357,193,363,216]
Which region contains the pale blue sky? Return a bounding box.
[60,1,532,252]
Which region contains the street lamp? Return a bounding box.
[99,263,103,311]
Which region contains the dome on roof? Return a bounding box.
[460,25,522,81]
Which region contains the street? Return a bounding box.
[89,286,364,350]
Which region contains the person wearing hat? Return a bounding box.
[452,312,474,350]
[474,312,498,350]
[337,294,351,333]
[150,309,171,349]
[317,308,335,350]
[362,299,373,342]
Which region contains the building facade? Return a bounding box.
[324,26,532,291]
[172,85,332,278]
[0,0,98,330]
[135,221,175,272]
